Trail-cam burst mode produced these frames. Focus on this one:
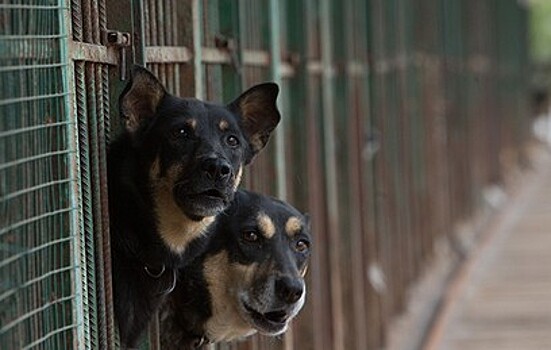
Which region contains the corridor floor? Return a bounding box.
[428,153,551,350]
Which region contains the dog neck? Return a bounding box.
[109,138,215,257]
[202,251,257,342]
[152,185,215,254]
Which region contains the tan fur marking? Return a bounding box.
[186,118,197,129]
[149,156,161,180]
[150,163,215,254]
[218,119,229,131]
[257,213,276,239]
[300,265,309,278]
[233,166,243,190]
[203,252,258,342]
[285,216,302,237]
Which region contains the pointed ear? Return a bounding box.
[228,83,281,163]
[119,65,167,133]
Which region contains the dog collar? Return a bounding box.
[143,264,177,296]
[144,264,166,278]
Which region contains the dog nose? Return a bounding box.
[275,276,304,304]
[201,157,232,181]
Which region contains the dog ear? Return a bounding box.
[228,83,281,163]
[119,65,167,133]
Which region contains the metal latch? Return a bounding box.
[106,30,131,80]
[215,35,241,74]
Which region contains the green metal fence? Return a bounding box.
[0,1,81,349]
[0,0,530,349]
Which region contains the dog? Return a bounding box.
[160,190,312,349]
[108,66,280,348]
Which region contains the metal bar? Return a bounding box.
[268,1,288,348]
[201,47,269,65]
[63,4,87,348]
[0,93,69,106]
[100,66,116,350]
[192,0,204,99]
[21,324,79,350]
[0,4,67,9]
[0,63,67,73]
[1,179,72,202]
[75,60,99,349]
[69,41,284,67]
[269,0,286,202]
[131,0,146,65]
[0,265,76,301]
[0,121,71,138]
[81,0,92,43]
[343,1,368,348]
[0,236,74,269]
[170,0,180,95]
[71,0,83,42]
[1,295,75,334]
[69,41,118,64]
[144,0,151,45]
[84,62,108,350]
[145,46,192,63]
[0,34,67,39]
[90,0,100,44]
[0,149,73,171]
[94,61,115,349]
[320,0,345,349]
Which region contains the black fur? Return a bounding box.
[161,190,312,349]
[108,66,280,348]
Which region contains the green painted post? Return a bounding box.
[218,0,242,101]
[132,0,146,65]
[61,0,87,348]
[269,0,287,201]
[192,0,204,99]
[319,0,345,349]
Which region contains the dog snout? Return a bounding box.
[201,156,232,182]
[275,276,304,304]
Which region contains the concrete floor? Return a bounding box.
[427,152,551,350]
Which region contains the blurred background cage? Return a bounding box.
[0,0,530,349]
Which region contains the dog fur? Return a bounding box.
[108,66,280,347]
[160,190,312,349]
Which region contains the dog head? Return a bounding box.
[119,66,280,253]
[199,190,312,342]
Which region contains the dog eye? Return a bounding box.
[226,135,240,148]
[295,239,310,253]
[171,127,188,138]
[242,230,259,243]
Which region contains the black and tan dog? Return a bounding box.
[160,190,312,349]
[108,66,280,347]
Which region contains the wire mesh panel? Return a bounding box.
[0,1,81,349]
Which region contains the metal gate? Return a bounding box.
[1,0,529,349]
